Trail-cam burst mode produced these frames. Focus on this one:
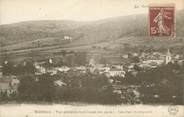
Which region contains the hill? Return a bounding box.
[0,10,184,61]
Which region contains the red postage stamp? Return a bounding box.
[149,4,175,37]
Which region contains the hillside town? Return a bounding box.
[0,49,184,104]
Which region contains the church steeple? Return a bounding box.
[165,49,172,64]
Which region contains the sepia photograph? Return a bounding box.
[0,0,184,117]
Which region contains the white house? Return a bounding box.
[64,36,72,41]
[74,66,87,73]
[106,68,126,78]
[56,66,70,73]
[54,80,67,87]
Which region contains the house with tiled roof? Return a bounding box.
[0,77,20,97]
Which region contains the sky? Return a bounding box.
[0,0,184,24]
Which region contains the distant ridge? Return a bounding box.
[0,10,184,59]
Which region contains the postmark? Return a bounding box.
[168,105,179,115]
[149,4,175,37]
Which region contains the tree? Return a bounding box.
[2,60,14,75]
[18,74,55,102]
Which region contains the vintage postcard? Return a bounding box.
[0,0,184,117]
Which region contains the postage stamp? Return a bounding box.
[149,4,175,37]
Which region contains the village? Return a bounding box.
[0,49,184,104]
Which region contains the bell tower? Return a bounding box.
[165,49,172,64]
